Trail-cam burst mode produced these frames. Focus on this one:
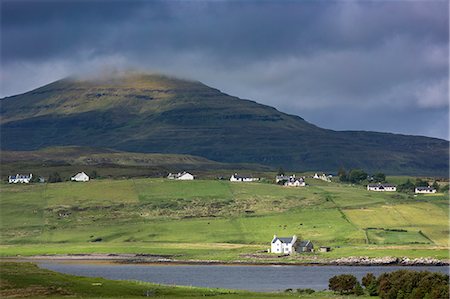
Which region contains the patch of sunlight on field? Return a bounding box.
[366,229,430,245]
[0,184,46,229]
[317,185,392,208]
[343,202,449,246]
[395,202,449,246]
[134,178,233,202]
[44,179,138,207]
[344,205,407,228]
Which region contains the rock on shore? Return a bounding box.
[331,256,449,266]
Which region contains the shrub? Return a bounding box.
[362,273,376,287]
[296,288,315,294]
[353,281,364,296]
[376,270,449,299]
[329,274,358,294]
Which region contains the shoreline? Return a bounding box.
[2,254,449,267]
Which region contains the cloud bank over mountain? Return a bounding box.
[1,0,448,139]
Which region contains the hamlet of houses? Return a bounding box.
[275,174,305,187]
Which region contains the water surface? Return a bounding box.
[39,262,449,292]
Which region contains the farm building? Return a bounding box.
[230,173,259,182]
[167,172,194,180]
[313,173,331,182]
[271,235,299,254]
[8,174,32,184]
[319,246,331,252]
[415,186,436,194]
[284,176,305,187]
[297,240,314,253]
[71,172,90,182]
[270,235,314,254]
[367,183,397,192]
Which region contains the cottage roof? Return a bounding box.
[368,183,396,188]
[416,186,434,191]
[272,237,295,244]
[299,240,312,247]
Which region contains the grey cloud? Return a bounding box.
[1,0,448,139]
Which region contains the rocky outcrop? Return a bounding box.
[330,256,449,266]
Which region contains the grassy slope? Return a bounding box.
[1,73,448,176]
[0,178,448,260]
[1,262,357,298]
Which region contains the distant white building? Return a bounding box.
[167,172,194,180]
[313,173,331,182]
[270,235,314,254]
[415,186,436,194]
[284,175,305,187]
[8,174,32,184]
[230,173,259,182]
[367,183,396,192]
[71,172,90,182]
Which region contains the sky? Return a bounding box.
[1,0,449,140]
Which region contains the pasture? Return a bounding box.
[0,178,448,260]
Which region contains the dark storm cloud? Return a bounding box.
[1,0,448,139]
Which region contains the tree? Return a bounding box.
[372,172,386,183]
[277,167,285,176]
[362,273,376,287]
[353,281,364,296]
[337,167,346,177]
[89,170,99,179]
[48,172,62,183]
[348,169,368,184]
[415,178,429,187]
[397,179,415,193]
[329,274,358,295]
[338,167,348,182]
[432,181,439,192]
[362,273,378,296]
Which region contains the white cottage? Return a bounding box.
[367,183,397,192]
[230,173,259,182]
[167,172,194,180]
[415,186,436,194]
[71,172,90,182]
[271,235,299,254]
[8,174,32,183]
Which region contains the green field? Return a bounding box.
[0,178,448,261]
[2,262,363,299]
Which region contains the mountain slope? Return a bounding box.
[1,72,448,175]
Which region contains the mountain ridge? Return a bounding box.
[1,72,448,175]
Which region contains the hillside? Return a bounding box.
[1,72,448,175]
[1,178,448,261]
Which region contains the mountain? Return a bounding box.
[1,72,448,175]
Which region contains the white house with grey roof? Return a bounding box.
[270,235,314,254]
[71,172,90,182]
[271,235,299,254]
[167,172,194,180]
[367,183,396,192]
[230,173,259,182]
[8,173,32,183]
[415,186,436,194]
